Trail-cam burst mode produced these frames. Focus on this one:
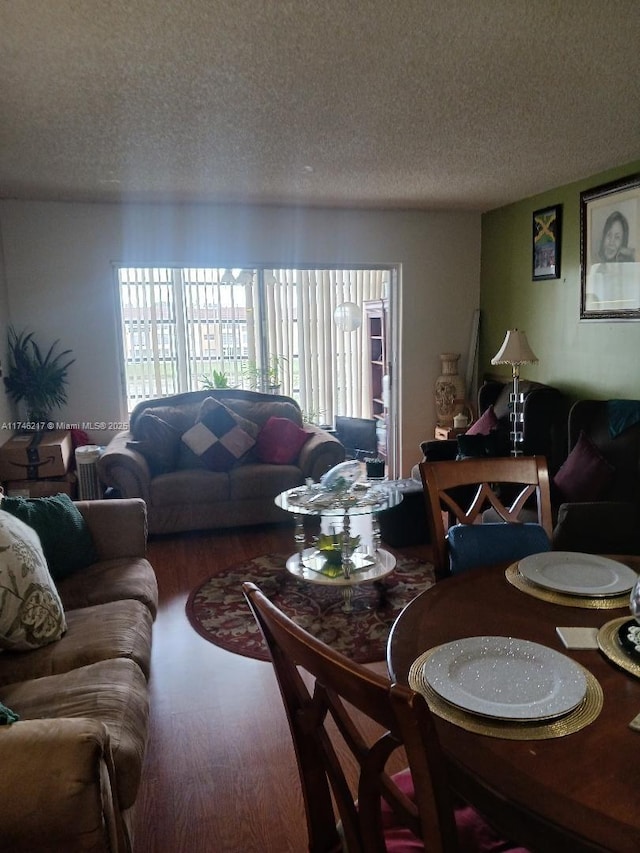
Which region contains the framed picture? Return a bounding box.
[580,173,640,320]
[532,205,561,281]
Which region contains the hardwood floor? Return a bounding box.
[133,522,431,853]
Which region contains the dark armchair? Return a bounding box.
[551,399,640,554]
[418,379,567,474]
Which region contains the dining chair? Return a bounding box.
[243,581,530,853]
[419,455,553,578]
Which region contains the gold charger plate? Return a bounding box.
[597,616,640,679]
[409,647,603,740]
[505,563,629,610]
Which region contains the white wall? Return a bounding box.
[0,200,481,476]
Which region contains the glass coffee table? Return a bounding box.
[275,482,402,612]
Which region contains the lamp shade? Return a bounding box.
[490,329,538,366]
[334,302,362,332]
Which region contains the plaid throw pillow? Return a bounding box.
[181,397,259,471]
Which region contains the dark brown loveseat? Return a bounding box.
[98,389,345,535]
[552,399,640,554]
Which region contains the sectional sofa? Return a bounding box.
[0,497,157,852]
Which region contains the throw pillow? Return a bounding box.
[0,701,19,724]
[456,430,510,459]
[181,397,259,472]
[465,405,499,436]
[447,522,551,575]
[0,493,97,581]
[127,411,181,475]
[255,417,313,464]
[0,512,66,650]
[553,430,616,503]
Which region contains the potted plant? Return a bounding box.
[3,328,74,428]
[200,369,230,389]
[242,355,287,394]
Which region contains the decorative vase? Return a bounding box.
[435,353,466,427]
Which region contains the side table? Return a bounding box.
[434,425,468,440]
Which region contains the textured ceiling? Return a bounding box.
[1,0,639,212]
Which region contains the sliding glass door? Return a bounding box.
[116,265,392,455]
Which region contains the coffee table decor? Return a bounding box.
[185,552,435,663]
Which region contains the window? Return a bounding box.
[116,266,389,431]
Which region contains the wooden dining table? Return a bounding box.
[387,557,640,853]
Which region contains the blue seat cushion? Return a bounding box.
[447,523,551,575]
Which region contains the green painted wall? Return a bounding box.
[480,159,640,403]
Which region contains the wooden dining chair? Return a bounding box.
[419,455,553,578]
[243,581,530,853]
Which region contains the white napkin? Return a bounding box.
[555,627,599,650]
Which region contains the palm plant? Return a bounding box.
[3,328,75,425]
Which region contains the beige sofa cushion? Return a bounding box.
[56,557,158,618]
[3,657,149,810]
[230,463,303,500]
[0,599,153,686]
[150,468,230,505]
[227,398,303,427]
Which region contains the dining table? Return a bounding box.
[387,554,640,853]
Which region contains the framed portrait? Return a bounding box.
[532,205,562,281]
[580,173,640,320]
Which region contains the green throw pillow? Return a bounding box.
[0,493,97,580]
[0,701,19,725]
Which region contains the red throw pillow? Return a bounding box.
[466,405,499,436]
[255,417,313,465]
[553,430,615,502]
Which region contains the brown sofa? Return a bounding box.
[0,498,157,853]
[552,399,640,554]
[98,389,345,535]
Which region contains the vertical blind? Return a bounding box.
[117,266,386,425]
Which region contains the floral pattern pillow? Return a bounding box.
[0,512,66,651]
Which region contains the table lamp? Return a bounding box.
[490,329,539,456]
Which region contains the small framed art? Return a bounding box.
[532,205,562,281]
[580,173,640,320]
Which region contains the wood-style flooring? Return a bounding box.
[133,522,431,853]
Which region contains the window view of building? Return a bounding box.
[117,266,389,437]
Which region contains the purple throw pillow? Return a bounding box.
[466,405,499,436]
[553,430,615,502]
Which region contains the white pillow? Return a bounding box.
[0,511,66,651]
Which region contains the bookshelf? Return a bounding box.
[363,298,388,458]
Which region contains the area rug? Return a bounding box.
[185,553,435,664]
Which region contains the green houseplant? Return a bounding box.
[200,369,230,390]
[3,328,75,427]
[242,355,287,393]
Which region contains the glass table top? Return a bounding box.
[275,481,403,517]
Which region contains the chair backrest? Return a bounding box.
[242,582,460,853]
[419,455,553,577]
[334,415,378,460]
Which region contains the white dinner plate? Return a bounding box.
[422,636,587,721]
[518,552,637,597]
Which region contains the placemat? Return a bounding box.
[597,616,640,679]
[505,563,630,610]
[409,648,603,740]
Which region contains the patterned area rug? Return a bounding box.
[185,553,435,664]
